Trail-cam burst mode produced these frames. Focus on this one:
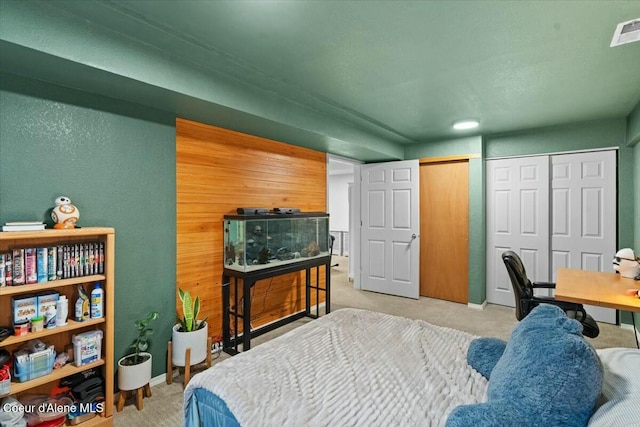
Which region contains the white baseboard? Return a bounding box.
[619,323,640,342]
[150,372,170,387]
[467,301,487,310]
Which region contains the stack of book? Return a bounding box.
[2,222,46,232]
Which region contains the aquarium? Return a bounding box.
[223,212,330,273]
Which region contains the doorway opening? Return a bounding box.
[327,155,361,284]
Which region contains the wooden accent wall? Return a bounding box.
[176,118,327,339]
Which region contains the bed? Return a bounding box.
[183,308,640,427]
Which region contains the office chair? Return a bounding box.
[501,251,600,338]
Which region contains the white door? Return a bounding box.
[486,156,550,306]
[550,151,617,323]
[360,160,420,299]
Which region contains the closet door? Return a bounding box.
[419,160,469,303]
[550,150,617,323]
[486,156,550,307]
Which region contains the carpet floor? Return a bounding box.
[114,256,637,426]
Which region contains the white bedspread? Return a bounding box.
[184,308,488,427]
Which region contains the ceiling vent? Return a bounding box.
[610,18,640,47]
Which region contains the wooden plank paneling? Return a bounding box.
[176,118,327,339]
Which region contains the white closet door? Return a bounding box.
[550,150,617,324]
[486,156,550,307]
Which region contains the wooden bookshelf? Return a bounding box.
[0,228,114,426]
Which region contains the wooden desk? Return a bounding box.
[556,268,640,312]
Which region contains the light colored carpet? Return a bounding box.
[114,256,637,426]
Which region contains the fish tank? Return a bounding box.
[223,212,330,273]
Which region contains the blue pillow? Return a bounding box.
[467,337,507,379]
[447,304,603,427]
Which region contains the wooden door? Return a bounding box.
[419,160,469,303]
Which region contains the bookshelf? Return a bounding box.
[0,228,114,426]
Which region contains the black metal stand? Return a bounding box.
[222,256,331,355]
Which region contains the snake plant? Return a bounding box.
[177,288,207,332]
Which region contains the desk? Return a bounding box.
[222,255,331,355]
[556,268,640,312]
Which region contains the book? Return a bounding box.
[2,223,46,232]
[24,248,37,284]
[47,247,58,281]
[37,247,49,283]
[12,248,25,285]
[0,254,5,287]
[4,252,12,285]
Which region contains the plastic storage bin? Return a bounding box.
[14,349,55,383]
[72,330,103,367]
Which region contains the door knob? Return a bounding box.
[411,233,417,240]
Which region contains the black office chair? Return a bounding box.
[501,251,600,338]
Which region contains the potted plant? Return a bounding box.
[171,289,208,368]
[117,311,159,391]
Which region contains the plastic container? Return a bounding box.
[56,295,68,326]
[72,330,103,367]
[90,283,103,319]
[14,321,29,336]
[30,316,44,332]
[44,305,57,329]
[14,349,55,382]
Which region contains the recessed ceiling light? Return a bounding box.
[452,120,479,130]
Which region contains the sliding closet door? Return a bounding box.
[487,150,617,324]
[486,156,550,307]
[550,150,616,323]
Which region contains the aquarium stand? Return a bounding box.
[222,256,331,355]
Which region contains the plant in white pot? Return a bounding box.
[169,289,209,386]
[117,311,159,393]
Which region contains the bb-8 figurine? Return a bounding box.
[51,196,80,229]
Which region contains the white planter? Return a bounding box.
[172,321,208,367]
[117,352,152,391]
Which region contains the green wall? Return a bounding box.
[627,115,640,340]
[628,100,640,146]
[0,72,176,380]
[635,144,640,252]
